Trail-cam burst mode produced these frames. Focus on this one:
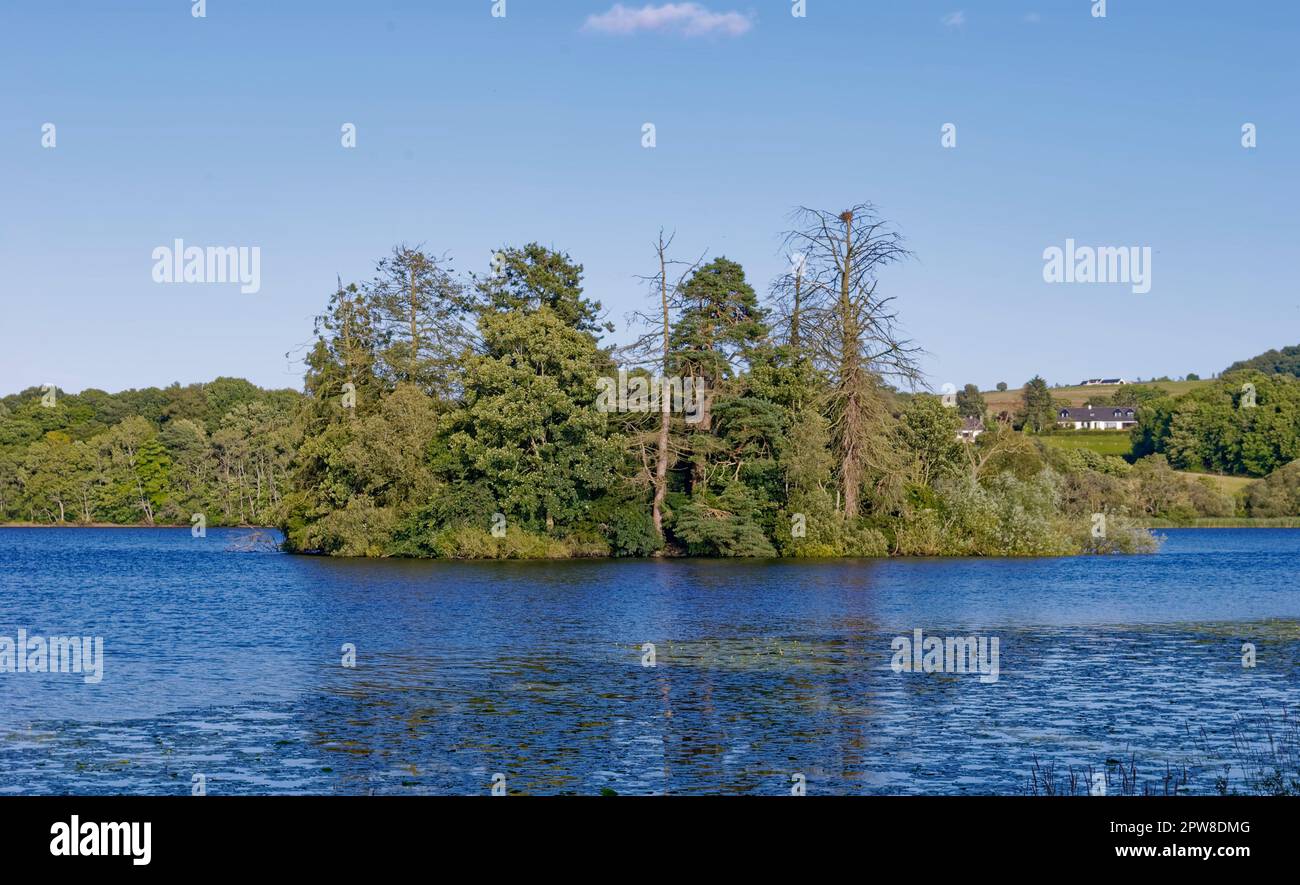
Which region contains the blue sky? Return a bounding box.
[2,0,1297,395]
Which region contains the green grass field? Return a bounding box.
[1174,471,1258,496]
[1038,430,1134,457]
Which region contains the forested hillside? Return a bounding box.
[1224,344,1300,378]
[3,206,1298,554]
[1130,374,1300,476]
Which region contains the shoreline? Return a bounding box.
[0,523,276,530]
[6,521,1300,531]
[1139,518,1300,529]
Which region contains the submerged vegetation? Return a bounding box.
[1024,706,1300,797]
[2,206,1297,557]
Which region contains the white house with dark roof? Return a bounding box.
[1056,404,1137,430]
[957,416,985,441]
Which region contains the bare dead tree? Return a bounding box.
[769,248,825,351]
[782,204,923,518]
[622,230,706,539]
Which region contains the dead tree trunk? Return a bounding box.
[653,236,671,539]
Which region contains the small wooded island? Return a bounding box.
[3,210,1298,558]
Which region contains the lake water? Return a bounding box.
[1,527,1297,795]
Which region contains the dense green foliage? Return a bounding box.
[955,383,986,420]
[1051,449,1237,526]
[1130,374,1300,476]
[0,380,299,525]
[1243,459,1300,518]
[1019,376,1056,433]
[1225,344,1300,378]
[5,223,1297,555]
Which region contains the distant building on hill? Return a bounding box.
[1056,405,1137,431]
[1080,377,1128,386]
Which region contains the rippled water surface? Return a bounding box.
[1,528,1297,795]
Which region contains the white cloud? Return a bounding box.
[941,11,966,28]
[583,3,754,38]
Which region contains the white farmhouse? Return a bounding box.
[1056,405,1137,431]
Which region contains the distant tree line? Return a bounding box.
[0,379,298,526]
[1224,344,1300,379]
